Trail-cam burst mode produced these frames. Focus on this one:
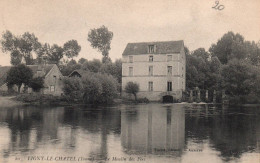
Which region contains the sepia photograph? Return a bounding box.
[0,0,259,163]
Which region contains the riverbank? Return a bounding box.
[0,96,24,108]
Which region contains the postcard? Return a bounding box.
[0,0,259,163]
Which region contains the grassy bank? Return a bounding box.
[0,96,24,108]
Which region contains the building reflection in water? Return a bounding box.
[121,105,185,156]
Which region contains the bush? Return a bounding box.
[136,97,149,103]
[82,73,119,104]
[125,82,139,101]
[14,93,66,105]
[62,71,119,104]
[29,77,44,92]
[62,77,83,102]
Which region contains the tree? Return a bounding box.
[244,40,260,65]
[63,40,81,59]
[209,31,247,64]
[88,25,113,62]
[1,31,41,65]
[62,72,119,104]
[48,44,64,64]
[60,59,81,76]
[125,82,139,101]
[10,50,22,65]
[29,77,44,92]
[82,59,102,73]
[221,59,258,103]
[100,59,122,83]
[6,64,33,93]
[82,73,118,104]
[78,58,87,64]
[62,77,83,102]
[192,48,210,61]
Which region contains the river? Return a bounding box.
[0,103,259,163]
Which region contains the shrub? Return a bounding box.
[125,82,139,101]
[82,73,119,104]
[136,97,149,103]
[29,77,44,92]
[62,71,119,104]
[62,77,83,102]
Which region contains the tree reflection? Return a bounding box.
[185,105,259,161]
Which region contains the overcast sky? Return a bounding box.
[0,0,259,66]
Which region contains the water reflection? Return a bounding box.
[121,105,185,156]
[0,104,259,163]
[185,104,259,162]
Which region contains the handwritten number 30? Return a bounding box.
[212,1,225,10]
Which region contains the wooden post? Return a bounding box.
[197,89,201,103]
[189,90,193,103]
[213,90,217,104]
[222,90,226,104]
[205,90,208,102]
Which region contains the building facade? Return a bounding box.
[122,40,186,102]
[0,64,63,96]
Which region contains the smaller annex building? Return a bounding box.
[121,40,186,102]
[0,64,63,96]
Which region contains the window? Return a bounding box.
[129,56,133,63]
[167,55,172,61]
[148,45,155,53]
[167,81,172,91]
[53,75,57,82]
[129,67,133,76]
[167,66,172,76]
[149,55,153,62]
[149,66,153,76]
[50,86,55,92]
[148,81,153,91]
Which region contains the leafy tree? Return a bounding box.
[82,73,118,104]
[244,40,260,65]
[100,59,122,83]
[82,59,102,73]
[1,31,41,65]
[62,72,119,104]
[186,47,222,91]
[209,31,247,64]
[62,77,83,102]
[96,73,118,103]
[63,40,81,59]
[78,58,87,64]
[88,25,113,62]
[6,64,33,93]
[186,48,210,90]
[60,59,81,76]
[35,43,50,64]
[10,50,22,65]
[221,59,257,103]
[48,44,64,64]
[192,48,210,61]
[29,77,44,92]
[125,82,139,101]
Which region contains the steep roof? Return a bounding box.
[0,64,56,86]
[68,69,85,77]
[27,64,55,78]
[122,40,184,56]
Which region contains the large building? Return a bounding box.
[122,40,186,102]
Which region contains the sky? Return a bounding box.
[0,0,259,66]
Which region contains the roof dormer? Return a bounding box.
[148,45,156,53]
